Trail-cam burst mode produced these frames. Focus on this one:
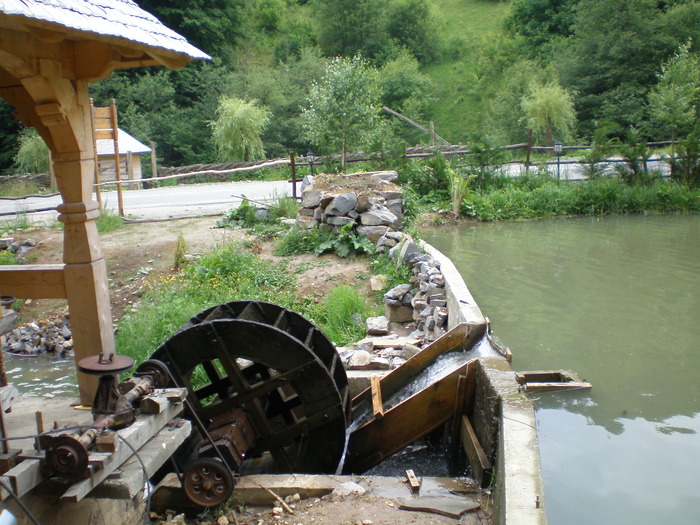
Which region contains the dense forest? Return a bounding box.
[2,0,700,175]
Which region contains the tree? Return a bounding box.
[14,128,49,174]
[505,0,579,58]
[302,57,382,171]
[557,0,673,135]
[648,41,700,157]
[313,0,391,63]
[521,81,576,146]
[385,0,440,63]
[211,97,271,162]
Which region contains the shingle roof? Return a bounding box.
[96,129,150,157]
[0,0,209,61]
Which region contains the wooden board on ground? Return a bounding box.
[399,495,480,518]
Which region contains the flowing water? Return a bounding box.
[422,215,700,525]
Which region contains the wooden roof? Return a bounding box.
[0,0,209,76]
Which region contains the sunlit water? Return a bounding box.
[422,214,700,525]
[4,353,78,397]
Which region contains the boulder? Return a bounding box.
[356,225,389,242]
[385,304,414,323]
[326,216,355,227]
[366,316,390,335]
[360,206,397,226]
[301,189,322,208]
[326,192,358,216]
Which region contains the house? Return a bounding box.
[96,128,151,188]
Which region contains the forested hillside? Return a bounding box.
[3,0,700,174]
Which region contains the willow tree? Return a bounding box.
[521,81,576,147]
[211,96,271,162]
[14,128,49,174]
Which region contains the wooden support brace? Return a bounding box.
[459,415,491,487]
[0,264,66,299]
[370,376,383,420]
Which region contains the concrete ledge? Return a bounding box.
[419,240,486,330]
[480,358,546,525]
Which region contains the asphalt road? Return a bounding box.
[0,179,298,222]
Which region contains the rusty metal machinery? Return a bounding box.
[148,300,351,506]
[35,301,351,507]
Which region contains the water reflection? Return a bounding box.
[422,215,700,525]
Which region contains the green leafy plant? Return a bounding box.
[315,223,375,258]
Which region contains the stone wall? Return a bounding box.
[296,171,403,241]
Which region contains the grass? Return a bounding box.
[425,0,513,143]
[0,179,46,198]
[463,176,700,220]
[115,239,384,364]
[95,207,124,233]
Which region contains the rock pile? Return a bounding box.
[296,171,403,241]
[2,315,73,357]
[0,236,38,261]
[340,233,452,371]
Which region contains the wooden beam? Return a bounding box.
[459,415,491,487]
[370,376,383,420]
[0,265,66,299]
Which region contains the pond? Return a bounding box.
[422,214,700,525]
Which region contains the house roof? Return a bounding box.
[97,129,151,157]
[0,0,209,62]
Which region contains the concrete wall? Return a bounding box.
[419,241,547,525]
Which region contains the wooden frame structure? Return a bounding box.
[0,0,208,404]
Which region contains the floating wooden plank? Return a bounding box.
[370,376,383,420]
[515,370,592,392]
[399,495,480,518]
[460,415,491,487]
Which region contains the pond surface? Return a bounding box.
[422,215,700,525]
[3,352,78,397]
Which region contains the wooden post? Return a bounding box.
[526,129,533,173]
[53,150,116,404]
[89,99,102,208]
[289,152,297,199]
[430,120,435,146]
[110,99,124,217]
[150,141,158,182]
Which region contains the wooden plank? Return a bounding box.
[352,322,480,411]
[60,397,184,502]
[460,415,491,487]
[345,362,474,473]
[370,376,383,420]
[406,469,421,493]
[0,393,183,502]
[0,265,66,299]
[0,385,18,411]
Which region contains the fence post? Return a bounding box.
[150,141,157,183]
[289,152,297,199]
[526,129,533,173]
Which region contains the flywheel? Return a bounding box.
[149,301,350,474]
